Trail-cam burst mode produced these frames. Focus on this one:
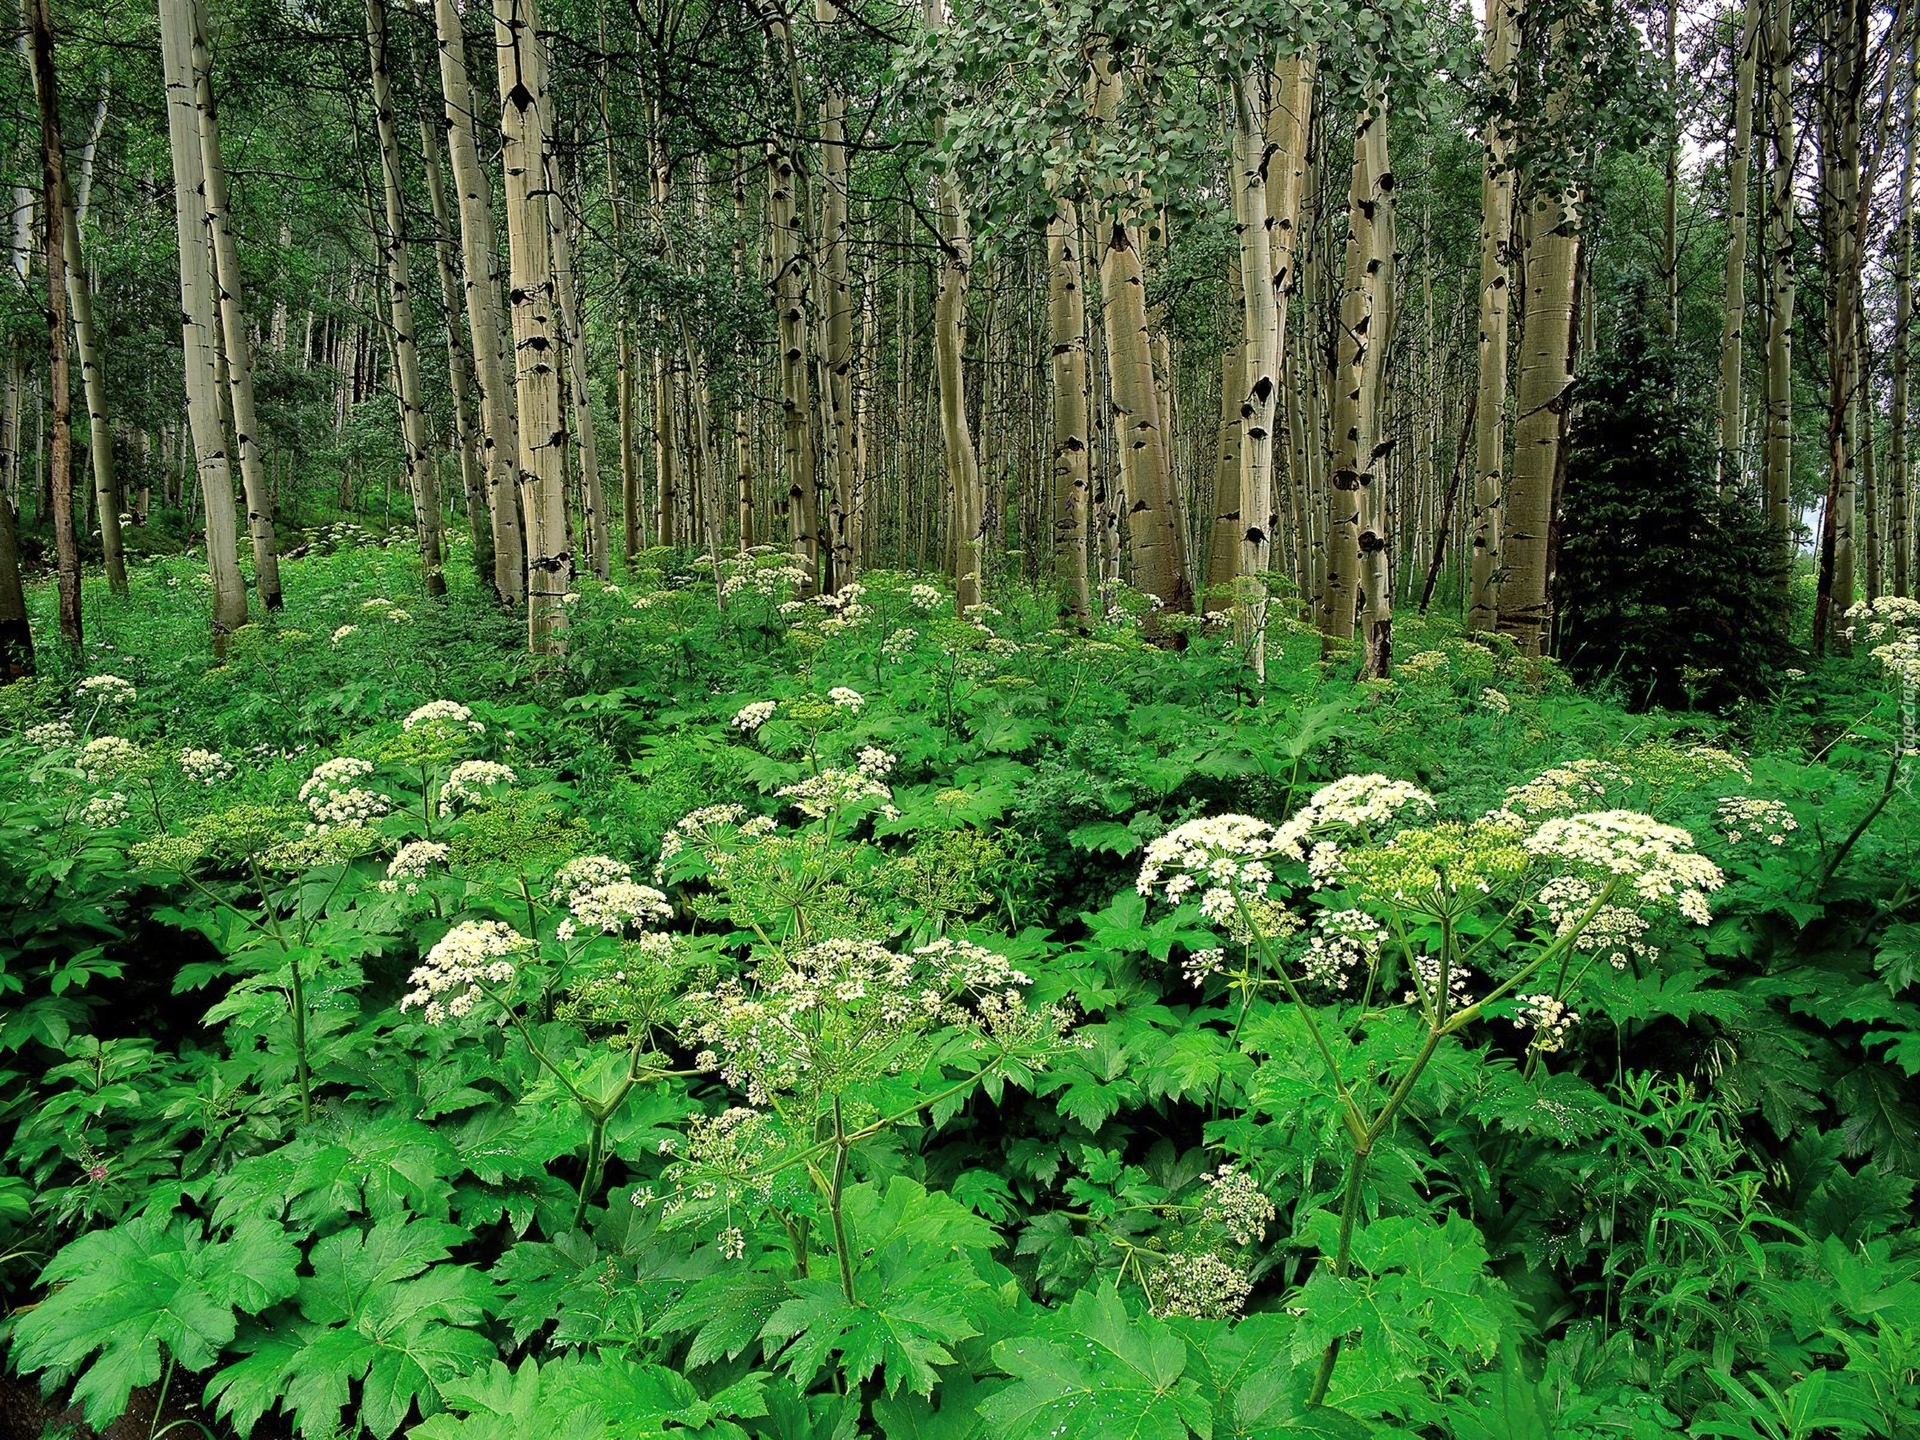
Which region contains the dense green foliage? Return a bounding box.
[3,543,1920,1438]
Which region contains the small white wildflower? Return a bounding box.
[731,701,777,731]
[81,792,131,828]
[400,919,535,1025]
[441,759,516,809]
[827,686,865,710]
[76,674,137,706]
[178,747,234,784]
[404,700,485,735]
[331,625,359,645]
[78,735,146,784]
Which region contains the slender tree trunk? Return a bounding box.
[767,135,815,578]
[159,0,247,649]
[421,109,492,585]
[367,0,446,595]
[815,0,857,586]
[546,140,607,579]
[1356,95,1395,677]
[1499,157,1581,656]
[190,0,281,609]
[1231,73,1280,669]
[0,470,27,674]
[493,0,571,653]
[1469,0,1520,631]
[1895,41,1915,597]
[1048,198,1092,624]
[1718,0,1763,486]
[1764,0,1796,589]
[1815,0,1864,654]
[1663,0,1680,336]
[433,0,524,602]
[1323,100,1386,642]
[927,0,983,611]
[27,0,75,648]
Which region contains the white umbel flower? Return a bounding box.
[400,919,534,1025]
[441,759,516,809]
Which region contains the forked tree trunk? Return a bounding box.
[1469,0,1520,632]
[27,0,76,649]
[420,109,492,584]
[158,0,247,650]
[492,0,572,653]
[189,0,280,609]
[366,0,446,595]
[433,0,525,602]
[1047,198,1092,624]
[1717,0,1762,486]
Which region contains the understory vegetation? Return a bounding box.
[3,544,1920,1439]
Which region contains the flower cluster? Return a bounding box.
[1198,1164,1275,1244]
[81,792,131,828]
[731,701,777,731]
[1150,1253,1253,1319]
[827,686,865,710]
[404,700,485,735]
[1137,815,1280,903]
[379,840,450,895]
[775,769,895,819]
[399,919,534,1025]
[76,674,136,706]
[1302,909,1387,989]
[1407,953,1473,1013]
[1503,760,1632,817]
[551,855,633,903]
[1480,688,1511,714]
[1287,774,1436,834]
[1534,876,1653,970]
[1524,811,1723,923]
[1845,595,1920,644]
[881,627,917,661]
[78,736,146,784]
[25,719,75,749]
[562,880,672,937]
[1399,650,1451,680]
[179,748,234,785]
[441,759,516,809]
[1715,796,1798,847]
[330,625,358,645]
[909,584,944,611]
[1514,993,1579,1053]
[299,756,390,831]
[855,747,896,779]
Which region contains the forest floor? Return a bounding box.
[1,533,1916,1438]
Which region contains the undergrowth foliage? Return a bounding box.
[3,543,1920,1438]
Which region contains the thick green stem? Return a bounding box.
[287,953,312,1124]
[572,1112,606,1231]
[829,1097,857,1304]
[1814,746,1903,898]
[1308,1142,1373,1406]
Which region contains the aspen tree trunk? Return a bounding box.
[1206,337,1244,598]
[1814,0,1863,654]
[1090,57,1189,615]
[734,163,754,550]
[0,470,27,674]
[1895,43,1915,598]
[1048,198,1092,623]
[492,0,571,653]
[1498,156,1580,655]
[1763,0,1796,588]
[1662,0,1679,336]
[1863,332,1881,600]
[57,70,122,597]
[60,153,120,598]
[1355,96,1395,676]
[367,0,446,596]
[1230,74,1280,668]
[1322,100,1386,642]
[1718,0,1762,485]
[433,0,524,602]
[421,110,493,583]
[158,0,247,648]
[1469,0,1519,632]
[926,0,983,611]
[27,0,76,648]
[190,0,280,609]
[3,162,26,518]
[547,164,606,579]
[815,0,858,586]
[767,137,816,578]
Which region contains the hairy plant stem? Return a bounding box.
[1814,745,1903,899]
[829,1096,857,1304]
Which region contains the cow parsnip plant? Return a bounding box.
[1,546,1918,1439]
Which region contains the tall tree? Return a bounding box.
[159,0,248,649]
[27,0,75,650]
[1763,0,1796,587]
[366,0,446,596]
[1468,0,1519,632]
[190,0,281,609]
[493,0,571,652]
[433,0,526,603]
